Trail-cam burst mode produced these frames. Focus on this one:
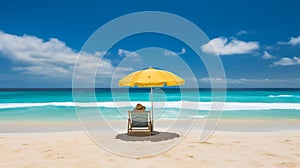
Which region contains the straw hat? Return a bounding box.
[135,103,145,111]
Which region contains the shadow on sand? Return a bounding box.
[115,131,180,142]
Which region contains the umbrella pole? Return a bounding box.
[151,87,154,131]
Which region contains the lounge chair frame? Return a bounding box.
[127,110,152,136]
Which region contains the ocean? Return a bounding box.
[0,88,300,122]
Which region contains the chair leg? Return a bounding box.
[127,119,130,135]
[149,124,152,136]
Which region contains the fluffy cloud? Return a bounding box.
[201,37,259,55]
[262,51,275,60]
[237,30,247,36]
[289,36,300,45]
[198,77,225,84]
[163,48,186,56]
[273,57,300,66]
[278,35,300,46]
[0,31,129,79]
[118,49,140,61]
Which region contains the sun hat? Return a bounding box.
[135,103,146,111]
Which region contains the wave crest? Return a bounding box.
[0,101,300,110]
[268,94,295,98]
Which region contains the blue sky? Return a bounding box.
[0,0,300,88]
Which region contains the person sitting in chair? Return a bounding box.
[134,103,146,112]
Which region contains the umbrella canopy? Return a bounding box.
[119,67,185,87]
[118,67,185,131]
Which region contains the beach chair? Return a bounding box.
[127,110,152,136]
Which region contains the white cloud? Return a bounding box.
[199,77,225,84]
[237,30,247,36]
[163,48,186,56]
[12,65,70,78]
[273,57,300,66]
[278,35,300,46]
[201,37,259,55]
[118,49,140,61]
[266,46,274,50]
[262,51,275,60]
[0,31,126,79]
[227,78,286,84]
[289,36,300,45]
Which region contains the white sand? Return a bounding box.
[0,120,300,168]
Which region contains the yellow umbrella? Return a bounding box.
[118,67,185,130]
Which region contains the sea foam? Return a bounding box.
[1,101,300,111]
[268,95,295,98]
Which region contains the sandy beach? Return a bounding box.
[1,0,300,167]
[0,119,300,168]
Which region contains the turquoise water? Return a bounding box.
[0,88,300,121]
[1,88,300,103]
